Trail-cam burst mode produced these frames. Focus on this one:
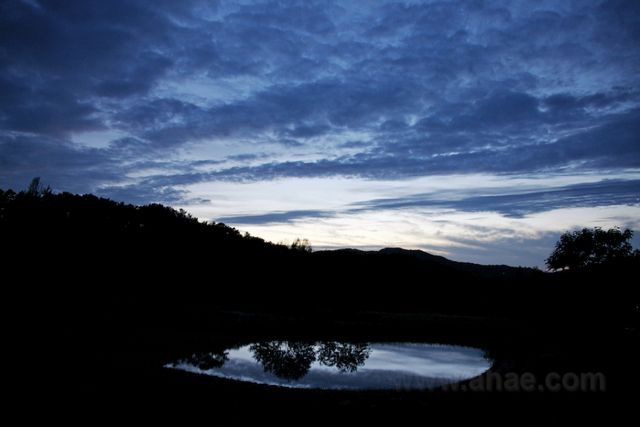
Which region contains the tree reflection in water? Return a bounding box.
[184,350,229,370]
[170,342,492,390]
[317,342,370,373]
[250,341,371,380]
[250,342,316,380]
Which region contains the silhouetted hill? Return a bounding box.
[2,185,637,327]
[334,247,540,279]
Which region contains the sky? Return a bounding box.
[1,0,639,267]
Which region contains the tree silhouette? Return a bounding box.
[290,238,312,253]
[546,227,635,271]
[27,177,51,197]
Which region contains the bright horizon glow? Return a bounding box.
[176,172,640,267]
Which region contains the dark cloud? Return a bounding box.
[354,179,640,218]
[225,2,335,36]
[460,90,540,129]
[129,75,423,146]
[544,91,628,111]
[0,0,223,137]
[1,0,639,208]
[96,184,209,206]
[199,107,640,181]
[217,209,332,225]
[0,134,118,193]
[211,179,640,227]
[226,153,266,162]
[0,133,206,204]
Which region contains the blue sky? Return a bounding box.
[1,0,639,266]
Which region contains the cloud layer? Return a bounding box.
[1,0,639,265]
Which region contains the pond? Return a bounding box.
[165,341,492,390]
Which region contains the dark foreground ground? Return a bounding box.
[42,309,638,425]
[4,190,637,424]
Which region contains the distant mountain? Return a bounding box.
[378,247,538,277]
[315,247,540,279]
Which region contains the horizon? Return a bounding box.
[2,1,639,267]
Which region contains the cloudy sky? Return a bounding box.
[1,0,639,266]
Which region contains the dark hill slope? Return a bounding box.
[1,186,636,325]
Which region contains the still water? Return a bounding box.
[166,341,491,390]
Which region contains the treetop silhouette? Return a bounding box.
[546,227,636,271]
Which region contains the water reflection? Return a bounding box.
[251,342,317,380]
[166,341,491,390]
[317,342,370,373]
[249,341,371,380]
[183,350,229,370]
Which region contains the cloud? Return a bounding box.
[3,1,639,169]
[197,106,640,181]
[0,133,119,193]
[96,184,209,206]
[217,209,332,225]
[354,179,640,218]
[210,178,640,226]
